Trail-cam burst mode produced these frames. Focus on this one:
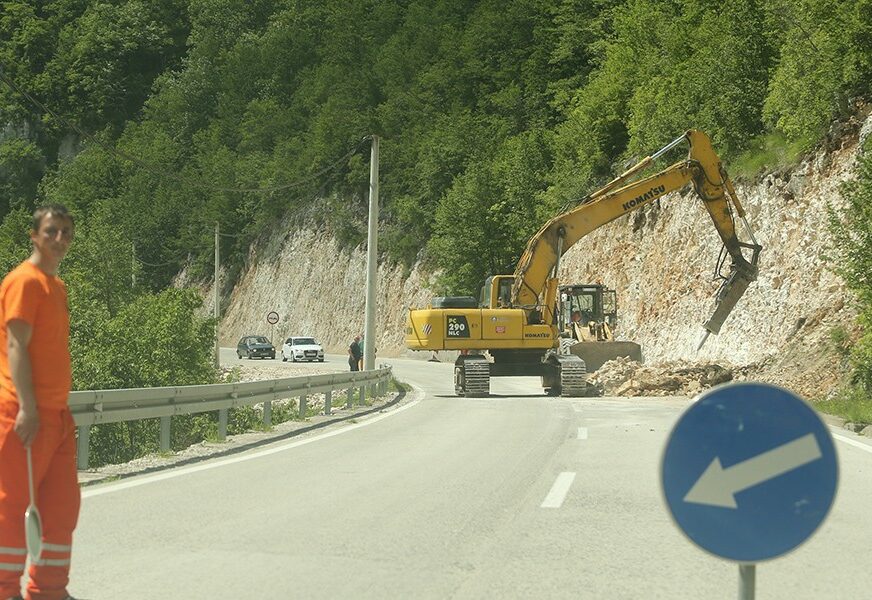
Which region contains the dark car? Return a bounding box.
[236,335,276,360]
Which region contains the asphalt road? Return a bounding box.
[68,355,872,599]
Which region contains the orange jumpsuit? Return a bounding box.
[0,262,80,600]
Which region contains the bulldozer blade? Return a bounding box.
[568,341,642,373]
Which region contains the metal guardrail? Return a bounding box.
[71,366,393,470]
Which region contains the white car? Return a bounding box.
[281,336,325,362]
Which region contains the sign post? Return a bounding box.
[266,311,279,345]
[661,382,838,599]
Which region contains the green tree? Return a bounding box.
[0,207,33,276]
[0,139,44,213]
[72,287,216,391]
[828,138,872,391]
[429,129,555,294]
[39,1,189,132]
[763,0,872,143]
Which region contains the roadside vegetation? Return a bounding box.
[0,0,870,455]
[821,135,872,421]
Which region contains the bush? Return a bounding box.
[827,135,872,393]
[72,287,217,391]
[816,384,872,424]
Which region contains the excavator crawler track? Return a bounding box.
[557,355,588,397]
[455,357,490,397]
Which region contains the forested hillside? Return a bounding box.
[1,0,870,398]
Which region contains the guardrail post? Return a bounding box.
[346,387,353,410]
[263,401,272,428]
[77,425,90,470]
[325,390,332,415]
[299,394,307,420]
[359,385,366,406]
[218,408,228,441]
[160,416,171,452]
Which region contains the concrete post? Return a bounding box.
[77,425,90,470]
[363,135,379,372]
[160,416,171,452]
[218,408,228,441]
[214,222,220,368]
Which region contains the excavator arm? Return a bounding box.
[511,130,761,346]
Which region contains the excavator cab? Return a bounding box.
[480,275,515,308]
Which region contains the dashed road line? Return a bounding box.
[541,472,576,508]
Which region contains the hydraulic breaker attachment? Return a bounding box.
[697,243,761,351]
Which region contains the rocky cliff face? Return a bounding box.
[217,113,871,399]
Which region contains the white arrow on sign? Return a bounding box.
[683,433,822,509]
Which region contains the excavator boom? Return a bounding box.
[511,130,760,341]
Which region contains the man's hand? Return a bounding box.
[14,407,39,447]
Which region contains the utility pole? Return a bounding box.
[214,222,220,368]
[363,135,379,371]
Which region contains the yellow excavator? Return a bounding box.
[405,130,762,396]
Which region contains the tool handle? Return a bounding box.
[26,447,36,505]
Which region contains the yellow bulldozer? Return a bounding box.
[405,130,762,397]
[557,283,643,372]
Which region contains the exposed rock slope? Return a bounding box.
[217,114,870,399]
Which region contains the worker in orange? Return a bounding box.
[0,204,80,600]
[567,310,583,341]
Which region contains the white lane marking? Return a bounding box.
[541,472,576,508]
[83,390,424,499]
[830,427,872,454]
[577,427,588,440]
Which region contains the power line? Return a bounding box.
[0,64,372,194]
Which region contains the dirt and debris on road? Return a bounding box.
[590,347,851,401]
[590,356,733,397]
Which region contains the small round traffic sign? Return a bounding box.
[266,311,279,325]
[661,382,838,562]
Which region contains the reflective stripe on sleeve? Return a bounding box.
[0,561,26,571]
[33,557,71,567]
[0,547,26,556]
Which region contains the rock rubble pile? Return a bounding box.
[590,356,733,397]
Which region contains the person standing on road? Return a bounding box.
[348,335,362,372]
[0,204,81,600]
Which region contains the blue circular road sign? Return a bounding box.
[661,382,838,562]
